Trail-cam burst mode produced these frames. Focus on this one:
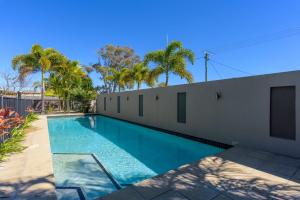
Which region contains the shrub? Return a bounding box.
[0,112,38,162]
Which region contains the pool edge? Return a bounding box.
[93,113,231,149]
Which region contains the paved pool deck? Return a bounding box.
[0,115,56,199]
[1,114,300,199]
[100,147,300,200]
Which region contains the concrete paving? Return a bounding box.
[100,147,300,200]
[0,115,56,199]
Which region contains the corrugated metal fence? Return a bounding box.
[1,92,38,116]
[1,96,33,116]
[1,92,62,116]
[0,93,60,144]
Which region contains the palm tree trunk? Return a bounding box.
[104,81,108,93]
[165,67,169,86]
[137,82,140,90]
[113,81,117,92]
[41,69,45,114]
[67,93,70,112]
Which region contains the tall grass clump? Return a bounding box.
[0,113,38,162]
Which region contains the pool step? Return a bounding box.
[53,153,119,200]
[91,154,122,190]
[56,186,87,200]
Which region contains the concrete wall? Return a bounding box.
[96,70,300,158]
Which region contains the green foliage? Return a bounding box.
[46,105,54,114]
[130,63,152,89]
[0,132,25,162]
[94,45,141,93]
[12,44,67,112]
[94,41,195,91]
[12,41,195,100]
[144,40,195,86]
[47,61,96,112]
[0,113,38,162]
[98,45,140,70]
[106,67,132,92]
[94,63,155,92]
[70,77,97,112]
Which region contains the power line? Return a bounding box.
[209,27,300,54]
[210,59,254,76]
[195,27,300,80]
[210,62,223,79]
[196,27,300,59]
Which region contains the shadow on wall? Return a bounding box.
[0,174,56,199]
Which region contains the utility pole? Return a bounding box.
[204,52,209,82]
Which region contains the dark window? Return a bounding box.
[104,97,106,111]
[139,95,143,117]
[117,96,120,113]
[177,92,186,123]
[270,86,296,140]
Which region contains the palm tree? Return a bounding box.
[48,60,86,111]
[144,41,195,86]
[131,63,150,90]
[106,68,131,92]
[32,81,42,92]
[12,44,66,113]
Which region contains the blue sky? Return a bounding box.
[1,0,300,89]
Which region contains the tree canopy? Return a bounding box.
[93,45,141,93]
[12,44,67,112]
[11,41,196,113]
[144,41,195,86]
[92,42,195,92]
[12,44,96,112]
[47,60,96,112]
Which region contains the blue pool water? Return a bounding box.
[53,154,117,199]
[48,115,223,198]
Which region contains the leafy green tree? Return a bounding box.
[92,65,112,93]
[106,68,132,92]
[144,41,195,86]
[95,45,140,92]
[131,63,155,90]
[70,76,96,112]
[48,60,86,111]
[12,44,66,113]
[99,45,140,70]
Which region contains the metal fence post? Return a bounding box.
[17,91,22,114]
[1,94,3,109]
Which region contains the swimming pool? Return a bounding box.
[48,115,223,199]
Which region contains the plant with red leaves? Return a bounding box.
[0,108,24,136]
